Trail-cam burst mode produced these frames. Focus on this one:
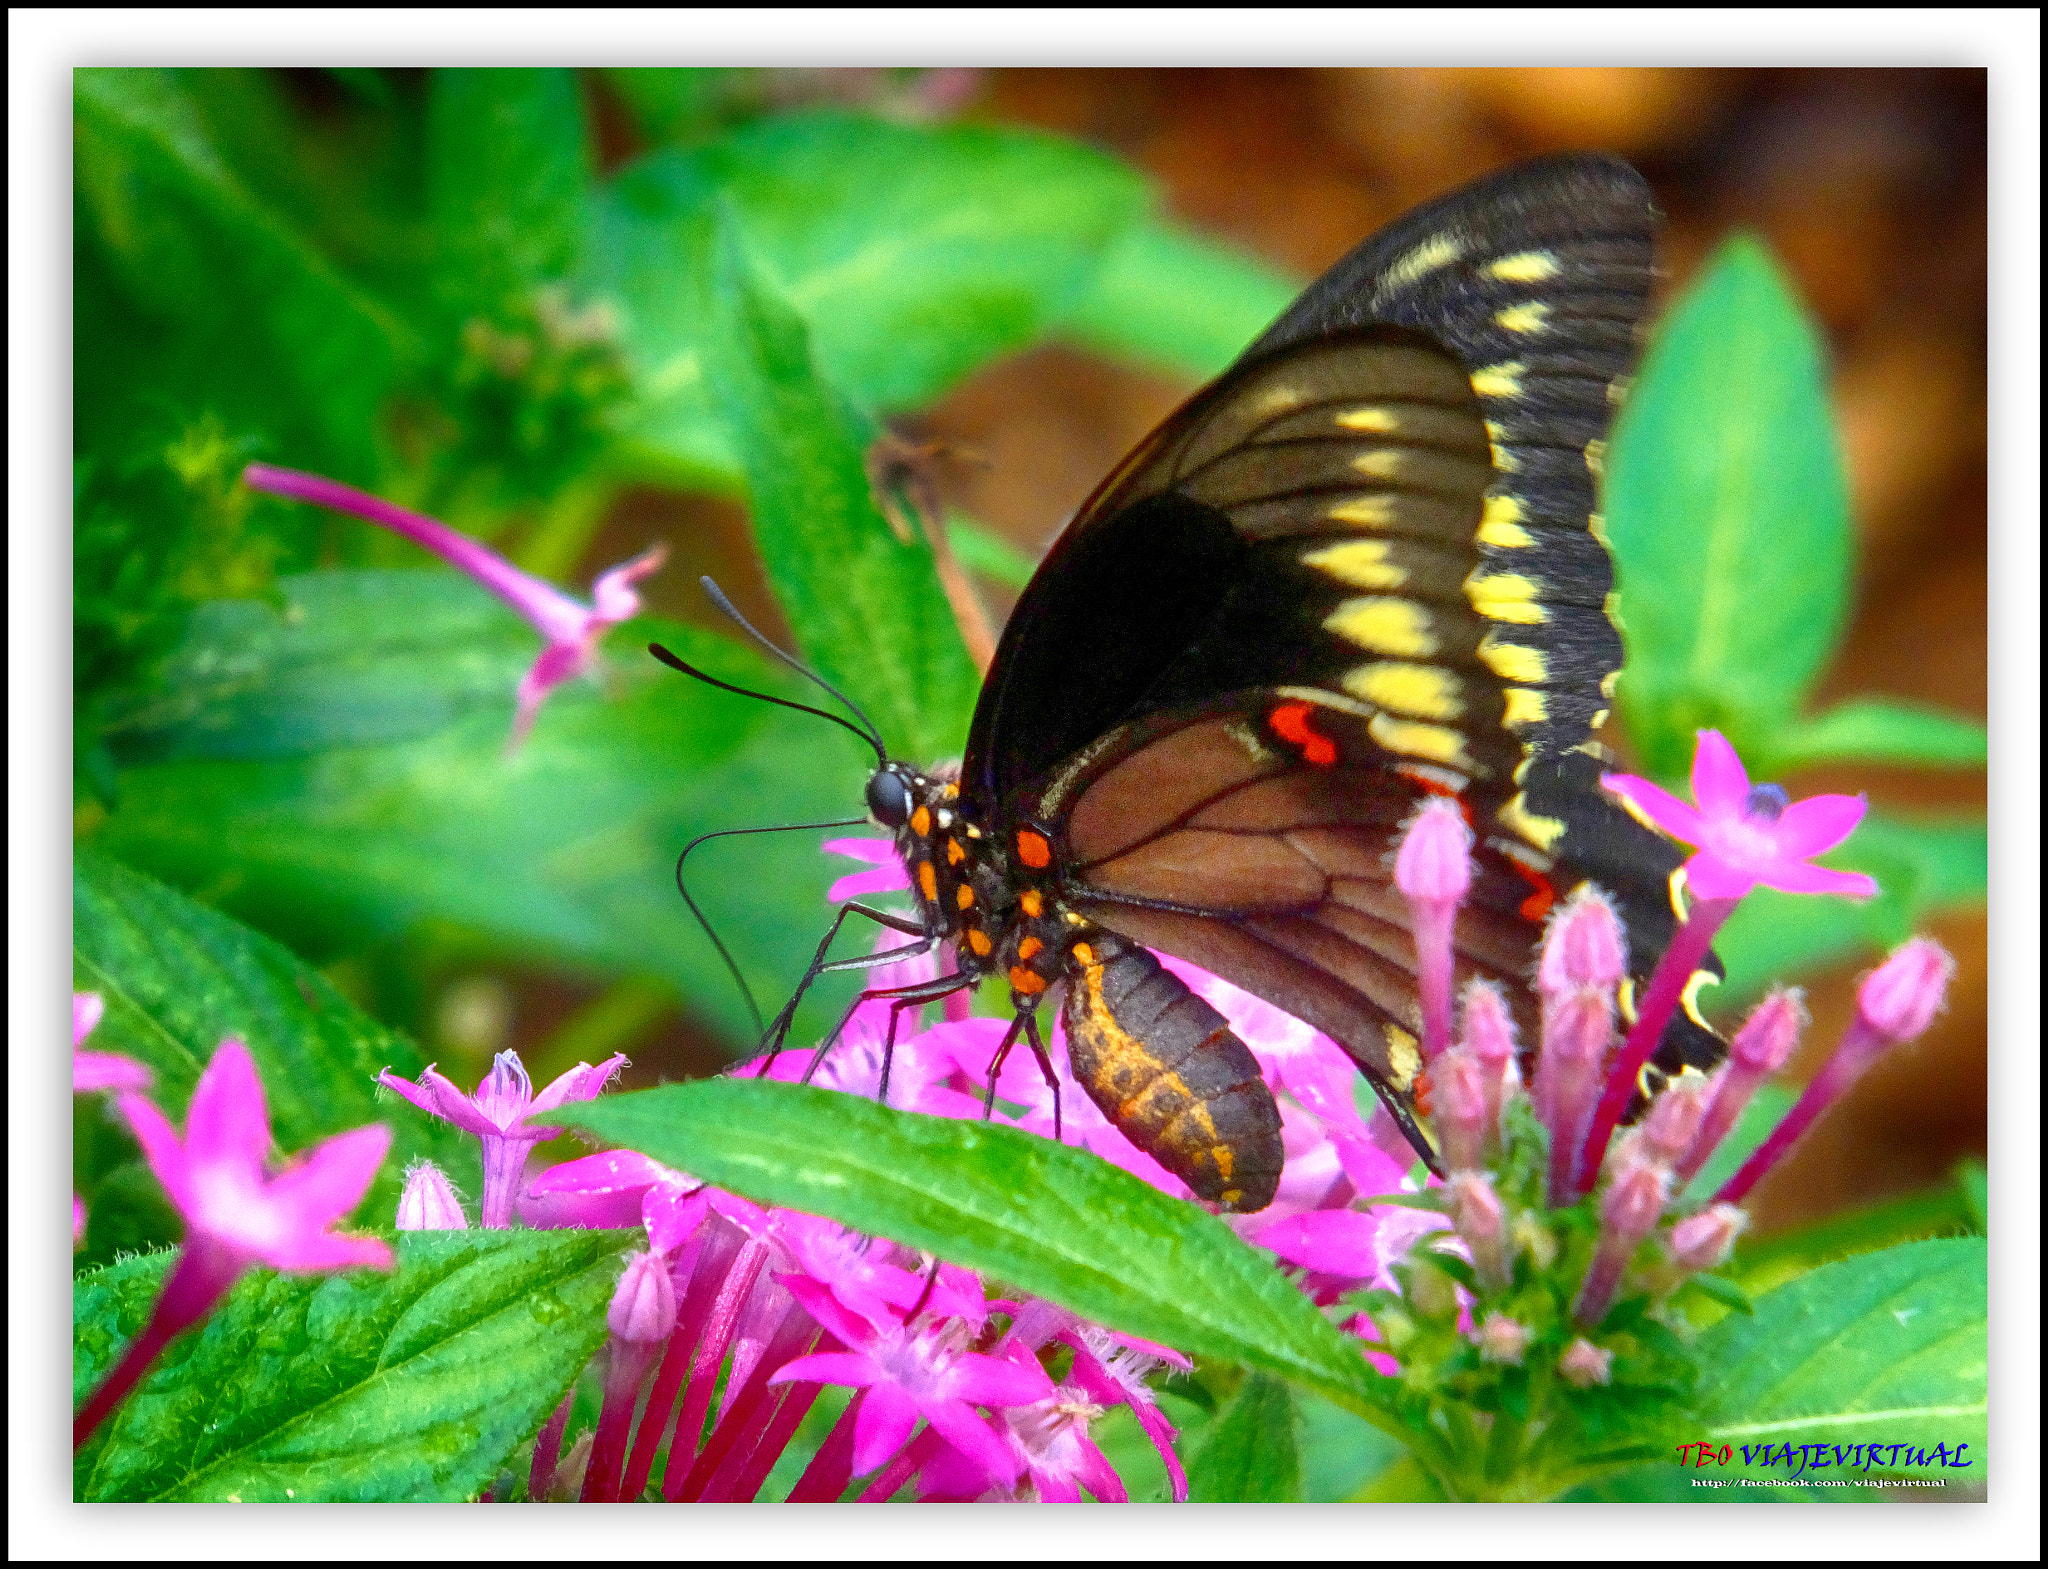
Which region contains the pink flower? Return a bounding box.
[78,1041,392,1446]
[379,1049,626,1228]
[1601,729,1878,901]
[72,991,151,1094]
[824,836,912,903]
[242,463,665,751]
[770,1275,1053,1485]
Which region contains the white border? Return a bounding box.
[15,8,2039,1560]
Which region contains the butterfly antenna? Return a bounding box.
[648,642,885,766]
[696,577,890,758]
[676,817,866,1037]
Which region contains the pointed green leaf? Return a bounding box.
[1606,237,1851,776]
[546,1078,1406,1423]
[72,850,467,1219]
[73,68,403,482]
[713,218,981,761]
[1695,1238,1986,1484]
[1185,1372,1302,1501]
[1764,699,1988,771]
[1058,215,1297,380]
[74,1231,627,1501]
[426,68,591,318]
[591,110,1147,484]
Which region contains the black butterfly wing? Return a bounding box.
[964,153,1722,1161]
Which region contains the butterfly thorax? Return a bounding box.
[867,762,1078,1008]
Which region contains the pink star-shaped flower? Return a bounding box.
[242,463,665,752]
[379,1050,626,1228]
[1601,729,1878,901]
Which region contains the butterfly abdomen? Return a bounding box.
[1062,933,1284,1213]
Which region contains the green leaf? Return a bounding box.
[426,68,591,320]
[73,68,403,482]
[1185,1372,1301,1502]
[1710,811,1986,1001]
[1695,1237,1986,1484]
[1606,237,1851,777]
[547,1078,1404,1422]
[591,110,1147,483]
[87,571,876,1051]
[1058,215,1297,381]
[1764,698,1988,772]
[949,514,1039,591]
[72,850,468,1216]
[74,1230,626,1501]
[713,219,981,762]
[1733,1182,1983,1301]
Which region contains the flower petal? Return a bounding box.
[73,992,106,1047]
[527,1054,629,1116]
[827,866,911,903]
[853,1381,921,1475]
[116,1092,198,1218]
[919,1397,1021,1485]
[587,543,668,628]
[1680,851,1761,901]
[1601,772,1706,846]
[1756,861,1880,899]
[1689,729,1752,819]
[771,1351,883,1389]
[1771,792,1869,859]
[264,1124,393,1233]
[73,1050,152,1094]
[184,1041,273,1172]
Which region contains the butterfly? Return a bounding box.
[719,152,1726,1214]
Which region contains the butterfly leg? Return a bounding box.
[751,899,932,1076]
[1019,1009,1063,1144]
[980,1011,1032,1121]
[798,970,976,1091]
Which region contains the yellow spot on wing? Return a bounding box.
[1472,362,1526,400]
[1352,449,1403,480]
[1384,1026,1422,1090]
[1585,439,1607,479]
[1489,251,1561,282]
[1325,596,1438,657]
[1588,510,1612,547]
[1337,407,1400,433]
[1303,539,1406,589]
[1465,572,1548,624]
[1382,232,1464,292]
[1328,495,1398,528]
[1495,301,1551,334]
[1599,670,1621,700]
[1254,384,1305,415]
[1477,493,1534,548]
[1501,686,1548,729]
[1343,661,1464,720]
[1681,968,1721,1028]
[1368,713,1474,770]
[1497,792,1566,852]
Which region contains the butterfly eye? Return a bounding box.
[865,768,912,828]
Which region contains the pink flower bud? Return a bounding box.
[607,1250,679,1345]
[1394,798,1472,903]
[1639,1075,1710,1165]
[1856,938,1955,1042]
[395,1162,468,1231]
[1449,1171,1511,1293]
[1458,981,1518,1154]
[1434,1048,1489,1172]
[1600,1155,1673,1241]
[1477,1312,1529,1365]
[1558,1337,1613,1388]
[1538,886,1626,997]
[1395,800,1471,1062]
[1730,988,1806,1073]
[1667,1203,1748,1272]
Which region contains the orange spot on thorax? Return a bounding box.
[1015,829,1052,869]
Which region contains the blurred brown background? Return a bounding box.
[565,68,1989,1234]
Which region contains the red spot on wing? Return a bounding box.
[1269,701,1338,766]
[1015,829,1052,869]
[1512,862,1556,922]
[1413,1068,1435,1119]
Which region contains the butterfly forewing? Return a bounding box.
[924,155,1717,1191]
